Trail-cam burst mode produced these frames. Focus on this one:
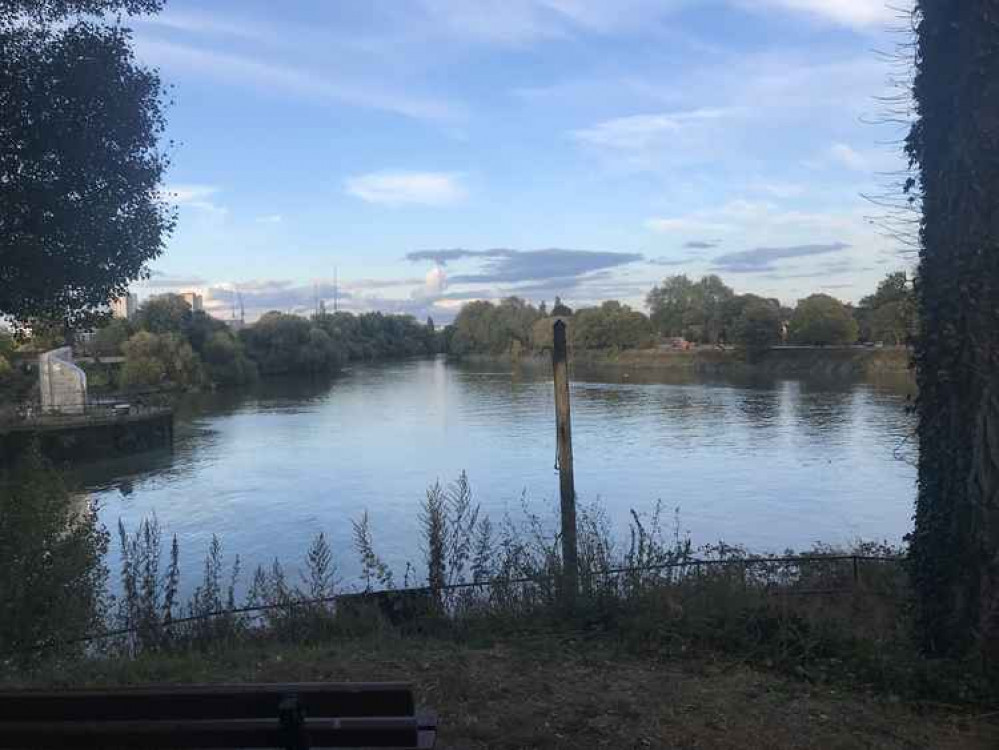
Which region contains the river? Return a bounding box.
[73,357,917,587]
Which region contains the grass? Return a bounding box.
[7,632,996,749]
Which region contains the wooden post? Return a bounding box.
[552,319,578,608]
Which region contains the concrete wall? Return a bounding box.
[39,347,87,414]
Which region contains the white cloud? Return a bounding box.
[161,184,227,215]
[134,39,461,123]
[744,0,903,30]
[345,172,466,207]
[828,143,870,171]
[572,108,739,151]
[414,0,688,45]
[136,10,270,41]
[646,199,861,238]
[645,217,733,235]
[412,266,448,300]
[255,214,283,225]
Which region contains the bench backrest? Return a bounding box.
[0,682,436,749]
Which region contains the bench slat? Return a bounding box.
[0,716,433,749]
[0,683,415,721]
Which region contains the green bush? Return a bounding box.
[0,447,109,662]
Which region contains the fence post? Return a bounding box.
[552,319,578,609]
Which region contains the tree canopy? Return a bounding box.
[788,294,858,346]
[856,272,915,345]
[733,296,781,354]
[0,0,172,328]
[646,275,736,343]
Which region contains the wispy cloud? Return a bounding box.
[134,39,461,123]
[649,256,696,267]
[683,240,720,250]
[254,214,283,225]
[713,242,850,273]
[144,272,209,289]
[345,172,466,207]
[741,0,904,30]
[828,143,869,171]
[413,0,690,45]
[160,184,226,215]
[645,217,733,235]
[572,108,740,151]
[406,248,644,283]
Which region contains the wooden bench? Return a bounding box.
[0,682,437,749]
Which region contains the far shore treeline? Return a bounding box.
[0,271,913,397]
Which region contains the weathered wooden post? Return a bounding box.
[552,319,578,608]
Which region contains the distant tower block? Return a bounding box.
[180,292,204,312]
[39,347,87,415]
[111,293,138,320]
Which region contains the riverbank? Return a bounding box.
[465,346,913,379]
[7,632,994,750]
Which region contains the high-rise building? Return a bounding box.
[180,292,204,312]
[111,293,138,320]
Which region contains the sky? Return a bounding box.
[127,0,917,322]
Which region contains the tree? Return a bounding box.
[450,298,543,355]
[907,1,999,664]
[133,295,193,336]
[551,297,573,317]
[241,312,342,375]
[646,275,695,337]
[572,301,651,350]
[687,275,735,344]
[120,331,203,390]
[0,0,173,329]
[733,297,781,356]
[0,445,109,661]
[90,318,132,357]
[857,272,915,344]
[788,294,858,346]
[202,330,257,387]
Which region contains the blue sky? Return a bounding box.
[129,0,915,321]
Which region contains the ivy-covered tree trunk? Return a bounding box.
[907,1,999,666]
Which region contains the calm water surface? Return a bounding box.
[74,358,917,584]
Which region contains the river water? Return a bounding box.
[73,357,917,585]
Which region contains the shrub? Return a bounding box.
[0,446,108,661]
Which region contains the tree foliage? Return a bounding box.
[646,275,736,343]
[0,445,109,659]
[857,272,915,345]
[571,301,651,350]
[788,294,858,346]
[907,0,999,665]
[240,312,343,376]
[0,1,173,328]
[733,296,781,354]
[450,298,543,355]
[120,331,203,390]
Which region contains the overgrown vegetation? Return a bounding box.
[0,466,988,705]
[0,446,109,658]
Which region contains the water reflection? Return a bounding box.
[74,358,916,587]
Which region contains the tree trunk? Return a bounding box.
[908,1,999,666]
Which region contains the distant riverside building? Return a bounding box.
[180,292,204,312]
[111,293,138,320]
